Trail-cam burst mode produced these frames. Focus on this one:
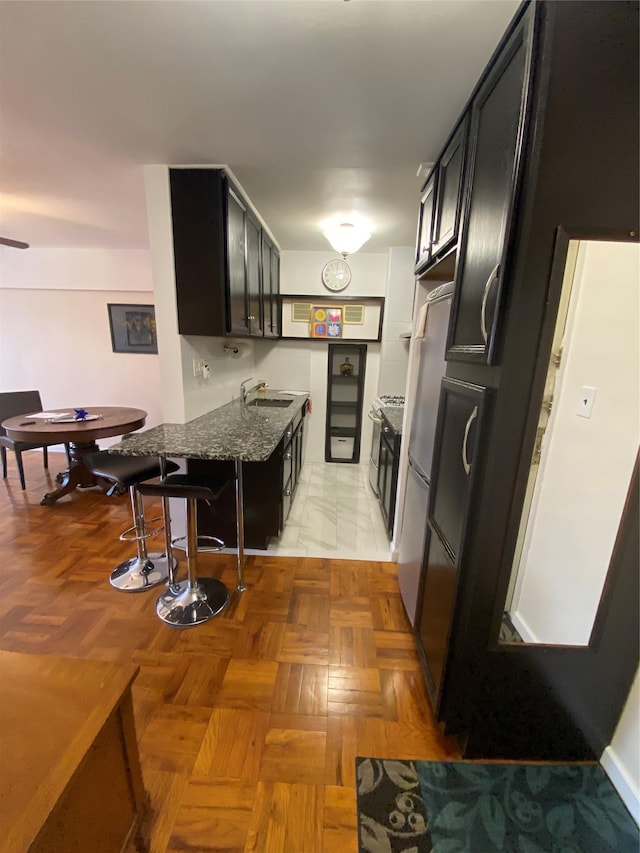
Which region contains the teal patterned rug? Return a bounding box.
[355,758,639,853]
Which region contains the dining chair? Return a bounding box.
[0,390,71,490]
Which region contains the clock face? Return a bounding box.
[322,259,351,291]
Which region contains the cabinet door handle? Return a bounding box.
[480,263,500,345]
[368,410,383,424]
[462,405,478,475]
[284,488,291,496]
[284,452,292,460]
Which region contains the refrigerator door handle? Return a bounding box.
[480,263,500,345]
[408,455,430,488]
[462,406,478,475]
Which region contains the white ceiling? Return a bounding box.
[0,0,520,253]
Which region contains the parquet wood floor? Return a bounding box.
[0,452,459,852]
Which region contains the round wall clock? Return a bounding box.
[322,259,351,291]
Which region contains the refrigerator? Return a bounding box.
[397,281,455,624]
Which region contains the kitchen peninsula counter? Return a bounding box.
[109,392,309,579]
[109,392,308,462]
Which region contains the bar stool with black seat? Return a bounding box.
[84,450,180,592]
[136,474,231,627]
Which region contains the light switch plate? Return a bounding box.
[576,386,597,418]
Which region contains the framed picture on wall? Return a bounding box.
[107,304,158,354]
[310,306,343,338]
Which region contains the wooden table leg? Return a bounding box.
[42,441,100,505]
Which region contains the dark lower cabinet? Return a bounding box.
[192,405,306,549]
[447,9,531,362]
[428,378,490,561]
[416,527,459,711]
[377,415,400,539]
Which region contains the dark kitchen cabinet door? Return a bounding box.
[431,116,469,259]
[428,377,490,561]
[226,186,250,336]
[416,526,460,712]
[170,168,228,338]
[378,428,399,538]
[414,170,437,274]
[447,11,532,362]
[262,232,280,338]
[245,211,263,336]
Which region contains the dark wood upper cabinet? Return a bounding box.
[245,210,263,336]
[169,168,280,339]
[447,12,531,363]
[226,185,250,336]
[261,231,280,339]
[414,170,437,274]
[430,116,469,260]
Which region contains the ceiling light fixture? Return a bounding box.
[323,221,371,258]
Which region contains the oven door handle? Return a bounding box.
[368,410,383,424]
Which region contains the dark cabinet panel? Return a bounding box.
[428,378,489,560]
[192,405,307,550]
[431,116,469,260]
[414,171,437,274]
[245,211,263,336]
[416,527,459,710]
[377,425,400,538]
[227,186,249,336]
[169,169,228,338]
[261,232,280,338]
[447,14,530,362]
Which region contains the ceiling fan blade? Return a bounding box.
[0,237,30,249]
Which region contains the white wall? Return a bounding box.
[0,247,163,445]
[601,667,640,824]
[378,246,414,396]
[512,241,639,645]
[277,249,388,464]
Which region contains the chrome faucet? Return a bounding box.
[240,377,268,412]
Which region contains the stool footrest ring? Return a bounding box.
[119,515,165,543]
[171,534,225,553]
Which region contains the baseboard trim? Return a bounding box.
[601,745,640,825]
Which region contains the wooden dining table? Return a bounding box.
[1,406,147,505]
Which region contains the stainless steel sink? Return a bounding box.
[247,398,293,408]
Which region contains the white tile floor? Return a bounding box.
[248,461,393,561]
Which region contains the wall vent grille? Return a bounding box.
[344,304,365,325]
[292,302,312,322]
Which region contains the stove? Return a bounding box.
[374,395,405,409]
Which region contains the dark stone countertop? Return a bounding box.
[109,392,308,462]
[381,405,404,435]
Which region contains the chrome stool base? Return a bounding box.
[110,552,177,592]
[156,577,230,627]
